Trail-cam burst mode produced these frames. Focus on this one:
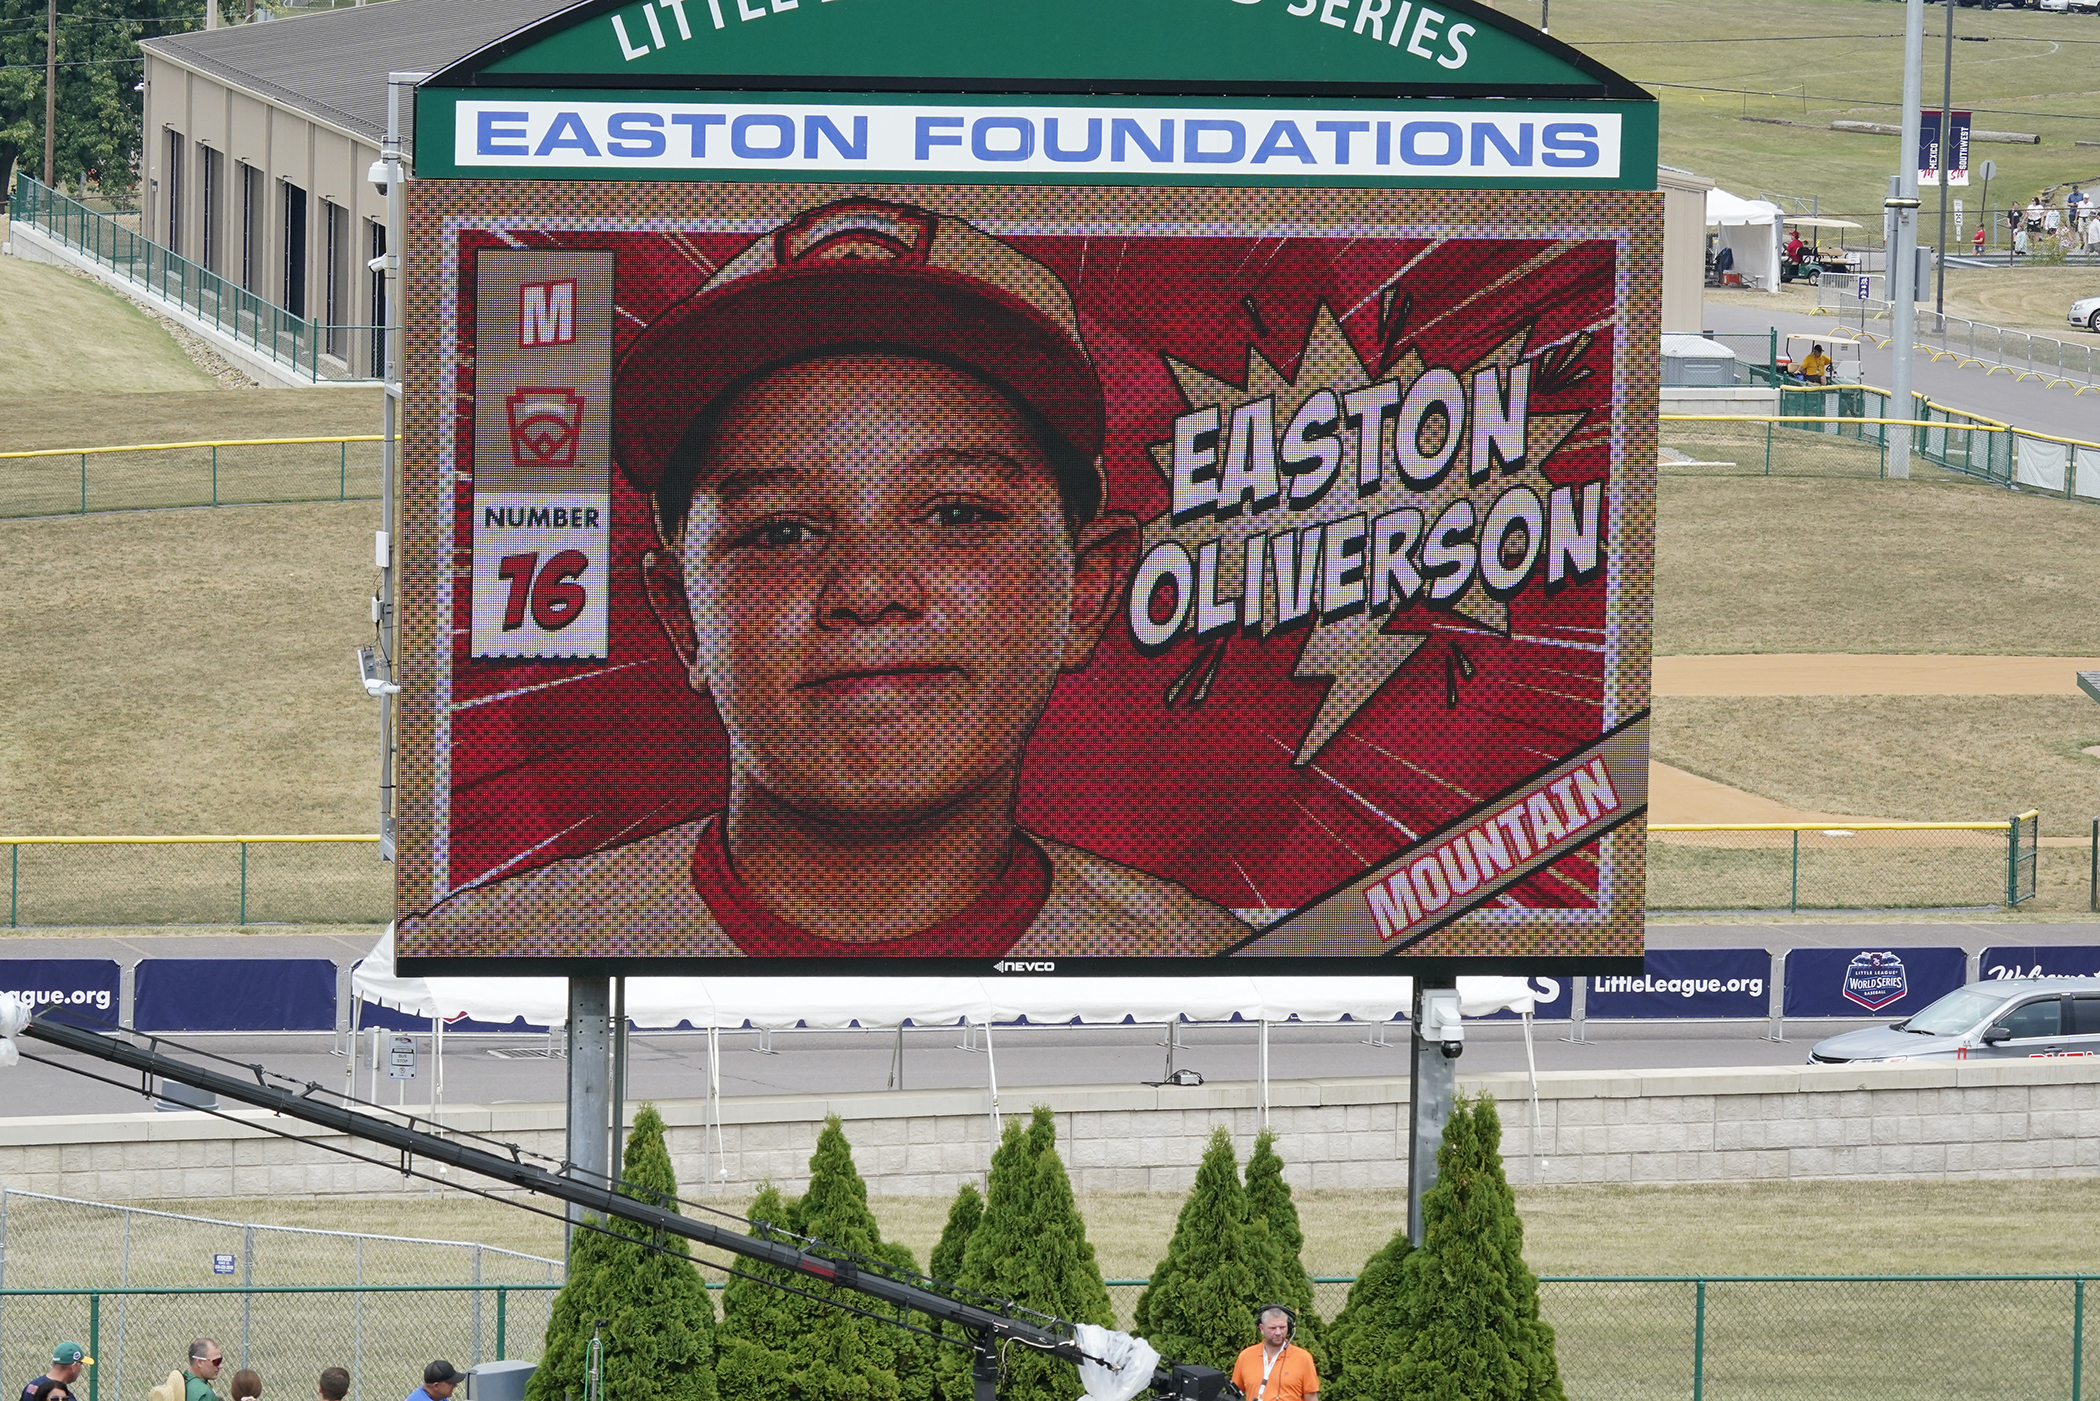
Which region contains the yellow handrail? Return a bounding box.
[0,835,379,845]
[1649,822,2010,832]
[0,435,381,461]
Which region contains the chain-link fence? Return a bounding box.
[1106,1275,2099,1399]
[1648,821,2026,913]
[9,175,381,384]
[0,438,382,519]
[3,839,390,928]
[0,1193,560,1401]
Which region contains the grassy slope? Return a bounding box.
[1550,0,2100,243]
[0,255,215,394]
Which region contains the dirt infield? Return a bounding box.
[1651,653,2100,825]
[1655,655,2100,697]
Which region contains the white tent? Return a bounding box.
[350,928,1549,1170]
[1705,187,1783,292]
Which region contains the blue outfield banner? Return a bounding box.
[356,1000,551,1034]
[134,958,338,1032]
[1980,946,2100,981]
[1783,946,1967,1019]
[1584,948,1770,1019]
[0,959,121,1027]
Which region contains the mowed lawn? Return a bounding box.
[0,254,214,394]
[151,1174,2100,1283]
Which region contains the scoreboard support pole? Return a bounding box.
[1406,975,1458,1246]
[564,976,612,1262]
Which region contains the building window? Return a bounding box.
[197,145,220,274]
[368,218,387,378]
[240,163,263,294]
[164,130,184,255]
[323,199,346,356]
[281,181,308,318]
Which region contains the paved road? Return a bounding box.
[1700,298,2099,445]
[6,922,2099,1118]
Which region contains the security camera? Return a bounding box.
[367,158,389,195]
[1419,989,1465,1060]
[357,645,399,698]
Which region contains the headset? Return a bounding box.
[1254,1304,1297,1345]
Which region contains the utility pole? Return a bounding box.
[1934,0,1954,315]
[1887,0,1926,481]
[43,0,55,186]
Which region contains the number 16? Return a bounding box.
[497,551,589,631]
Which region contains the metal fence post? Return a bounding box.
[239,841,248,925]
[1791,829,1800,913]
[212,445,219,507]
[496,1286,508,1361]
[240,1223,254,1367]
[80,454,87,513]
[10,843,17,927]
[2072,1275,2086,1401]
[1692,1278,1708,1401]
[89,1291,100,1401]
[2007,814,2017,908]
[340,441,347,501]
[472,1245,484,1366]
[2089,819,2097,914]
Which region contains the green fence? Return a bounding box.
[1648,819,2029,913]
[8,174,380,383]
[0,436,383,519]
[2,837,389,928]
[4,1274,2094,1401]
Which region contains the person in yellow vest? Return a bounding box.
[1230,1307,1319,1401]
[1797,344,1834,384]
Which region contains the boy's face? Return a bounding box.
[645,354,1133,830]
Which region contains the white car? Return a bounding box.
[2073,294,2100,332]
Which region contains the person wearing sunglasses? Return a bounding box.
[18,1343,88,1401]
[185,1342,225,1401]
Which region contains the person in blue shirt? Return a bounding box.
[403,1361,460,1401]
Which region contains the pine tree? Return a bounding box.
[716,1117,936,1401]
[939,1107,1115,1401]
[1243,1129,1330,1379]
[1324,1230,1413,1401]
[1332,1095,1564,1401]
[527,1105,716,1401]
[1131,1126,1263,1372]
[929,1182,983,1285]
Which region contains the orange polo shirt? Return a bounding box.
[1231,1343,1319,1401]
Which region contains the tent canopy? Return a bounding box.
[1706,188,1782,226]
[353,929,1546,1029]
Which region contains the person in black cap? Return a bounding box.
[404,197,1248,958]
[402,1361,459,1401]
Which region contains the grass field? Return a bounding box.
[0,256,215,395]
[1654,695,2100,835]
[1711,265,2100,340]
[0,502,380,837]
[1654,474,2100,655]
[1548,0,2100,242]
[137,1173,2100,1281]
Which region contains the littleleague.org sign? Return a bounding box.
[454,101,1622,180]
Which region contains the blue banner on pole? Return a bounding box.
[0,959,121,1027]
[1783,947,1967,1018]
[134,959,338,1032]
[1980,946,2100,981]
[1584,948,1771,1019]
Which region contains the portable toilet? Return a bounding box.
[1661,334,1739,387]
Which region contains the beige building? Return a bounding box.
[137,0,563,377]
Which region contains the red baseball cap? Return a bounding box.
[613,198,1105,512]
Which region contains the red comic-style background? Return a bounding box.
[434,211,1624,932]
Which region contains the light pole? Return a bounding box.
[1888,0,1926,480]
[1934,0,1954,315]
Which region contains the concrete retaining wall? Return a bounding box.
[2,1061,2095,1202]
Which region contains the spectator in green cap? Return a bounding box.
[19,1343,89,1401]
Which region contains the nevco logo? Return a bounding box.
[993,960,1056,973]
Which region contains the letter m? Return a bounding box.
[520,280,577,347]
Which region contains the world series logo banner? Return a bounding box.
[395,182,1656,970]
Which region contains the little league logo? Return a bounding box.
[505,387,586,470]
[1842,950,1909,1012]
